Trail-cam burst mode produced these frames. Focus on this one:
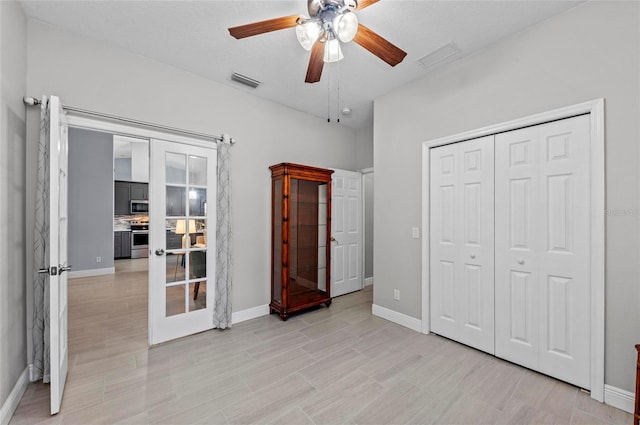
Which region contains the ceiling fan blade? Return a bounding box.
[356,0,380,10]
[305,40,325,83]
[353,23,407,66]
[228,15,299,39]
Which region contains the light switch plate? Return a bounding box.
[411,227,420,239]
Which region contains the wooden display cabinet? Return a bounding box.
[270,163,333,320]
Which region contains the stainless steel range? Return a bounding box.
[130,221,149,259]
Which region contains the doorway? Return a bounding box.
[66,127,151,361]
[65,113,219,347]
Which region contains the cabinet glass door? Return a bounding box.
[149,139,216,345]
[289,178,329,305]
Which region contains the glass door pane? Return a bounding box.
[164,153,209,317]
[289,179,328,306]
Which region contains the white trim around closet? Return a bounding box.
[420,99,605,402]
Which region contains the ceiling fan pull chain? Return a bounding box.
[337,60,341,123]
[327,66,331,122]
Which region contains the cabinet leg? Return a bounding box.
[325,299,332,307]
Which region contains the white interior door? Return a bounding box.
[495,115,591,389]
[47,96,70,414]
[331,169,363,297]
[149,139,217,345]
[429,136,495,353]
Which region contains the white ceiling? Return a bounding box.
[20,0,583,130]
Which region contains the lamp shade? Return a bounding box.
[323,38,343,63]
[335,12,358,43]
[175,219,196,235]
[296,20,321,51]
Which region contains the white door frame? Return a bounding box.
[421,99,605,401]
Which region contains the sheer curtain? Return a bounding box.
[32,96,51,382]
[213,135,232,329]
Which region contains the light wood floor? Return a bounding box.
[11,260,632,425]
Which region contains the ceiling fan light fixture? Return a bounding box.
[335,11,358,43]
[296,19,322,51]
[323,37,343,63]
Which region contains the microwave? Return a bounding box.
[130,200,149,214]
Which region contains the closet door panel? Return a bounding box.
[430,136,494,353]
[495,131,540,369]
[495,115,590,389]
[430,147,459,335]
[537,115,591,389]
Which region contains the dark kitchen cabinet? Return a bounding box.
[130,182,148,200]
[114,231,131,259]
[115,181,149,215]
[269,163,333,320]
[114,232,121,258]
[114,181,131,215]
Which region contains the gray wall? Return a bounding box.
[373,1,640,393]
[0,0,27,413]
[68,128,114,272]
[356,121,373,170]
[24,19,359,364]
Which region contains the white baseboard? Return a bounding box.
[68,267,115,279]
[364,277,373,287]
[1,367,29,425]
[372,304,422,333]
[232,304,269,325]
[603,384,634,414]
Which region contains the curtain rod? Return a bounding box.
[23,96,235,145]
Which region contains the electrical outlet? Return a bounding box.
[411,227,420,239]
[393,289,400,301]
[96,256,102,263]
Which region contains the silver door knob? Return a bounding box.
[155,248,165,256]
[330,236,337,242]
[470,253,476,259]
[517,258,525,265]
[59,265,72,274]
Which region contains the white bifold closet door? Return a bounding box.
[494,115,591,389]
[430,135,495,354]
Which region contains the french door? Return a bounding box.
[46,96,70,414]
[149,139,217,345]
[331,169,363,297]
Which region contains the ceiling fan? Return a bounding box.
[228,0,407,84]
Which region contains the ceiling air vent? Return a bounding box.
[417,42,461,70]
[231,72,261,89]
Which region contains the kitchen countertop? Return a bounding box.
[114,214,148,232]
